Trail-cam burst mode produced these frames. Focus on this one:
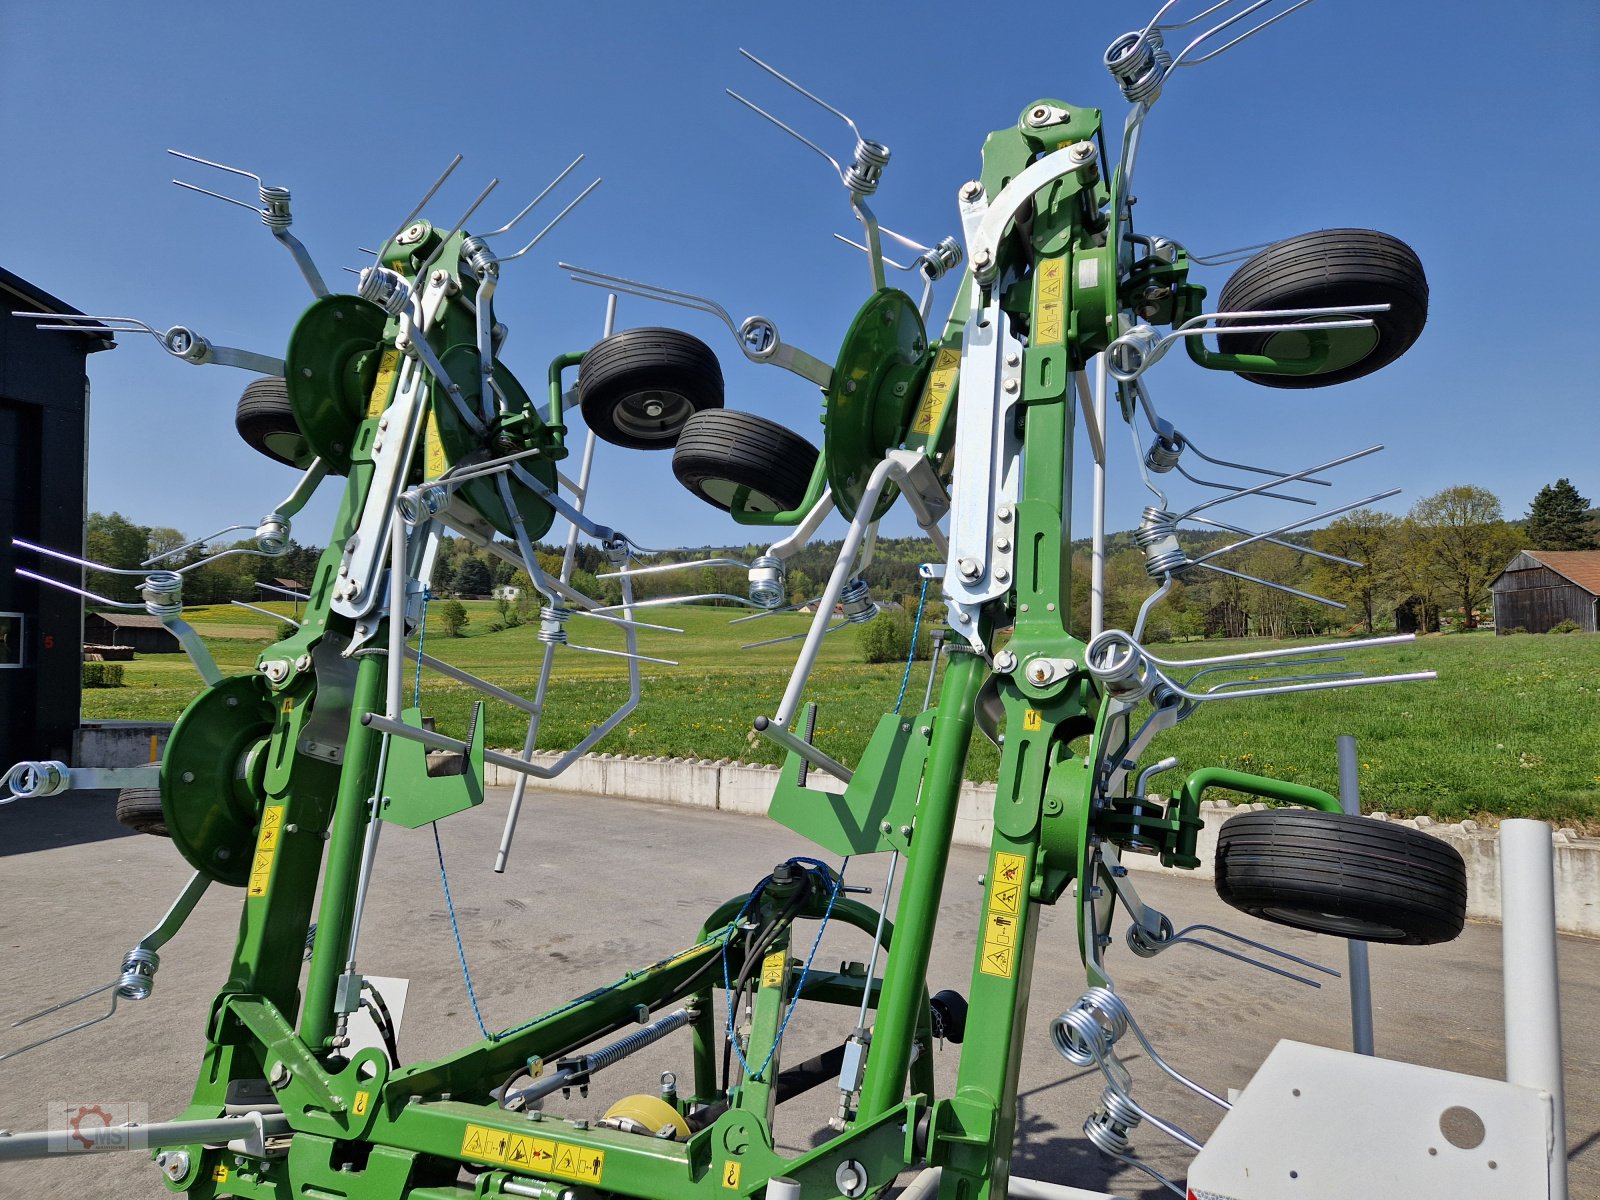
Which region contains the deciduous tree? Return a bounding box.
[1408,486,1520,629]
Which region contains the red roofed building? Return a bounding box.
[1489,550,1600,634]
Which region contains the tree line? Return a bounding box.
[80,477,1591,637]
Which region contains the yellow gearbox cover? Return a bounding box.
[601,1094,690,1140]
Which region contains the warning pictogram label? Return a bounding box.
[212,1165,229,1183]
[1022,708,1043,732]
[353,1090,370,1116]
[911,346,962,435]
[761,949,787,989]
[247,805,286,898]
[980,851,1028,978]
[503,1133,534,1168]
[461,1124,599,1181]
[724,1160,743,1189]
[1036,258,1066,345]
[367,349,401,418]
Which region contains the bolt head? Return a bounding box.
[997,505,1014,522]
[973,248,992,268]
[956,557,981,581]
[1003,379,1019,394]
[960,180,984,202]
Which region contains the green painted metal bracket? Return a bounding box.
[217,995,347,1115]
[767,708,931,857]
[377,703,485,829]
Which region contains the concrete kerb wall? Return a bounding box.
[74,726,1597,937]
[489,751,1600,938]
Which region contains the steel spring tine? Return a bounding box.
[738,48,866,140]
[728,599,811,625]
[9,980,116,1028]
[1201,670,1361,694]
[742,622,846,651]
[167,148,262,184]
[1,990,119,1063]
[1184,238,1276,265]
[726,89,847,184]
[1147,0,1235,34]
[1183,654,1344,684]
[479,155,585,238]
[562,643,677,666]
[589,594,767,613]
[412,177,499,282]
[598,557,750,579]
[142,523,255,567]
[566,609,683,635]
[15,311,163,340]
[1159,933,1326,987]
[1192,560,1345,608]
[1178,432,1332,485]
[14,537,152,577]
[559,265,740,337]
[1173,459,1316,504]
[1178,444,1383,521]
[1171,0,1318,68]
[14,569,139,610]
[232,600,301,628]
[1179,302,1386,329]
[1175,923,1341,976]
[833,233,914,272]
[375,153,464,263]
[1143,631,1417,670]
[493,178,602,264]
[1130,577,1175,642]
[170,180,266,215]
[1186,513,1359,566]
[1192,488,1401,567]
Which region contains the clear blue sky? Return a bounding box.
[4,1,1596,556]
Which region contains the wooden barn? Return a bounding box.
[83,612,181,653]
[1489,550,1600,634]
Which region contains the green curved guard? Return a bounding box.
[823,288,930,521]
[1185,324,1376,378]
[283,295,388,474]
[159,673,276,887]
[432,343,558,541]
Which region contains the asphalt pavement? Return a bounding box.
[1,787,1595,1200]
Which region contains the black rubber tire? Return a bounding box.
[1214,809,1466,945]
[1216,229,1428,389]
[577,327,724,450]
[236,377,312,467]
[115,787,169,838]
[671,410,818,514]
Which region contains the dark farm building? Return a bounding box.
[1489,550,1600,634]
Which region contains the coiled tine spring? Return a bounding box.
[731,49,889,198]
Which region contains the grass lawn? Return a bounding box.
[83,604,1600,829]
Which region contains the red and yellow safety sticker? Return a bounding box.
[247,805,285,898]
[910,346,961,436]
[1035,258,1066,346]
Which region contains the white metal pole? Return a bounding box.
[1336,735,1374,1055]
[1089,353,1108,639]
[1500,818,1568,1200]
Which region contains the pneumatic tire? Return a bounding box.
[236,377,313,467]
[577,327,724,449]
[1216,229,1428,388]
[1214,808,1466,945]
[115,788,169,838]
[671,410,818,514]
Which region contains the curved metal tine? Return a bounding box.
[181,542,280,572]
[256,581,310,603]
[1,985,119,1063]
[479,155,585,239]
[598,557,750,580]
[726,90,847,185]
[491,178,603,265]
[412,177,500,281]
[566,609,684,635]
[1183,655,1343,687]
[1173,921,1339,974]
[1193,560,1344,608]
[167,148,266,214]
[738,48,867,141]
[1155,929,1326,988]
[1174,459,1317,506]
[1201,669,1360,694]
[559,264,740,339]
[833,233,913,273]
[1144,631,1418,671]
[1176,423,1333,487]
[562,642,678,667]
[372,153,464,267]
[1185,238,1276,265]
[1191,488,1401,567]
[1131,576,1176,642]
[15,568,140,610]
[742,621,846,651]
[1186,512,1360,566]
[15,312,164,342]
[589,593,768,614]
[232,600,301,628]
[1178,444,1383,522]
[13,537,149,577]
[1171,0,1318,69]
[727,597,814,626]
[143,524,255,567]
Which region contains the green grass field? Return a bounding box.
[83,602,1600,829]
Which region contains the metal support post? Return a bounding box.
[1500,818,1568,1200]
[1336,735,1374,1055]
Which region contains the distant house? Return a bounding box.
[491,585,521,601]
[1489,550,1600,634]
[83,612,181,654]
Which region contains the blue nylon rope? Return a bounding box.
[893,577,931,714]
[432,821,491,1039]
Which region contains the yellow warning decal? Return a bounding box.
[551,1143,606,1181]
[367,348,401,418]
[212,1165,229,1183]
[461,1125,602,1181]
[353,1090,370,1116]
[425,404,448,479]
[502,1132,536,1170]
[723,1160,744,1189]
[1036,258,1066,346]
[980,851,1028,977]
[1022,708,1043,732]
[761,950,787,989]
[910,346,961,436]
[247,805,285,898]
[281,697,295,714]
